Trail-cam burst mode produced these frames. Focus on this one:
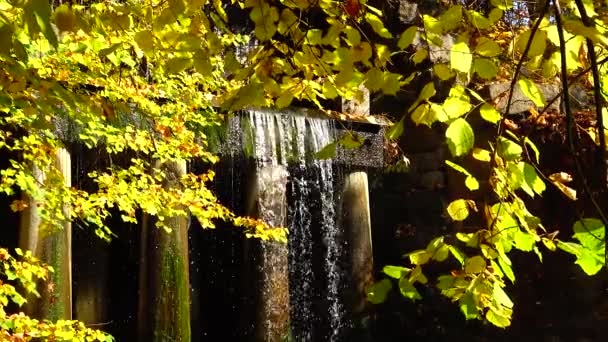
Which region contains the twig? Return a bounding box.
[499,0,550,131]
[554,0,608,227]
[572,0,608,265]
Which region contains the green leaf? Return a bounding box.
[451,42,472,73]
[405,249,432,265]
[447,199,471,221]
[467,10,491,30]
[448,245,466,264]
[465,176,480,190]
[497,137,522,160]
[569,218,605,275]
[386,118,404,140]
[515,29,547,58]
[411,82,436,111]
[442,96,472,119]
[383,265,410,279]
[480,103,501,124]
[446,118,474,157]
[412,48,428,64]
[437,275,456,290]
[459,292,479,319]
[523,163,545,196]
[409,265,429,284]
[365,13,392,38]
[439,5,462,31]
[491,0,513,10]
[492,282,513,308]
[339,132,364,149]
[194,49,213,75]
[366,279,392,304]
[306,29,323,45]
[497,253,515,283]
[464,255,486,274]
[524,137,540,162]
[513,230,535,251]
[473,58,498,79]
[475,37,501,57]
[316,142,337,160]
[518,78,546,107]
[433,64,455,80]
[486,308,511,328]
[397,26,418,50]
[433,244,450,262]
[30,0,58,48]
[399,276,422,301]
[411,103,437,128]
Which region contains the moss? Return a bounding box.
[153,240,191,342]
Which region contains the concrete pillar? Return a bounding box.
[341,172,374,315]
[138,160,191,342]
[20,147,72,320]
[245,166,290,342]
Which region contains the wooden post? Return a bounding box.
[245,166,290,342]
[19,148,72,320]
[138,160,191,342]
[341,172,374,315]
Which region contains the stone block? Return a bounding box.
[486,82,561,114]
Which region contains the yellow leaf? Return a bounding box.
[344,26,361,46]
[451,41,472,73]
[433,64,455,80]
[398,26,418,50]
[439,5,462,31]
[412,48,428,64]
[515,29,547,57]
[447,199,471,221]
[475,37,501,57]
[306,29,323,45]
[365,13,392,38]
[472,148,491,162]
[352,42,372,62]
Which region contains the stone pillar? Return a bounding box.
[341,85,374,315]
[138,161,191,342]
[245,166,290,342]
[19,148,72,320]
[341,172,374,315]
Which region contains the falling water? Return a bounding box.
[244,109,347,341]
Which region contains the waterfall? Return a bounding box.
[244,109,347,341]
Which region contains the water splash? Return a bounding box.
[245,109,346,341]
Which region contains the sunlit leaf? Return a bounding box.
[475,37,501,57]
[451,42,473,73]
[446,118,474,157]
[447,199,471,221]
[518,78,546,107]
[399,276,422,301]
[365,13,392,38]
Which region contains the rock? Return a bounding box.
[408,150,445,173]
[486,81,561,114]
[418,170,445,190]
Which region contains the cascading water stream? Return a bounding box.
[245,109,347,341]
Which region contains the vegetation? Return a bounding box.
[0,0,606,339]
